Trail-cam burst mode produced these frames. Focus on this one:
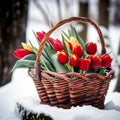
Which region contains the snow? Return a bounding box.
[0,0,120,119]
[0,68,120,120]
[0,69,36,120]
[15,96,120,120]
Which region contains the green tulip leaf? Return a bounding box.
[70,25,85,49]
[41,54,55,72]
[11,54,36,72]
[61,35,68,52]
[62,30,70,39]
[46,48,69,72]
[29,40,38,54]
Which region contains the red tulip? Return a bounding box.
[79,58,91,71]
[13,49,30,59]
[86,42,97,55]
[57,50,68,64]
[101,53,113,68]
[70,54,79,67]
[36,31,64,52]
[73,43,83,58]
[50,39,64,52]
[90,55,102,69]
[36,31,46,42]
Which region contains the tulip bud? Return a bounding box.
[90,55,102,69]
[73,43,83,58]
[57,50,68,64]
[86,42,97,55]
[13,49,30,59]
[51,39,64,52]
[36,31,46,42]
[101,53,112,68]
[70,36,79,47]
[21,42,33,52]
[79,58,91,71]
[70,54,79,67]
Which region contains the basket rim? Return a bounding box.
[28,67,114,81]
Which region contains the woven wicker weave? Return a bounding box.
[28,17,114,109]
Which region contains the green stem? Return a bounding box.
[65,63,74,72]
[79,70,83,74]
[41,59,49,70]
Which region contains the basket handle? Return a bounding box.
[34,17,106,79]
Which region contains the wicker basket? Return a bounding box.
[28,17,114,109]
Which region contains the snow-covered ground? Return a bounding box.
[0,68,120,120]
[0,0,120,119]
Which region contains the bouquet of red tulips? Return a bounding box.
[12,25,112,76]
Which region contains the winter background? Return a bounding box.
[0,0,120,120]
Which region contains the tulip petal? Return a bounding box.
[13,49,30,59]
[86,42,97,55]
[79,58,91,71]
